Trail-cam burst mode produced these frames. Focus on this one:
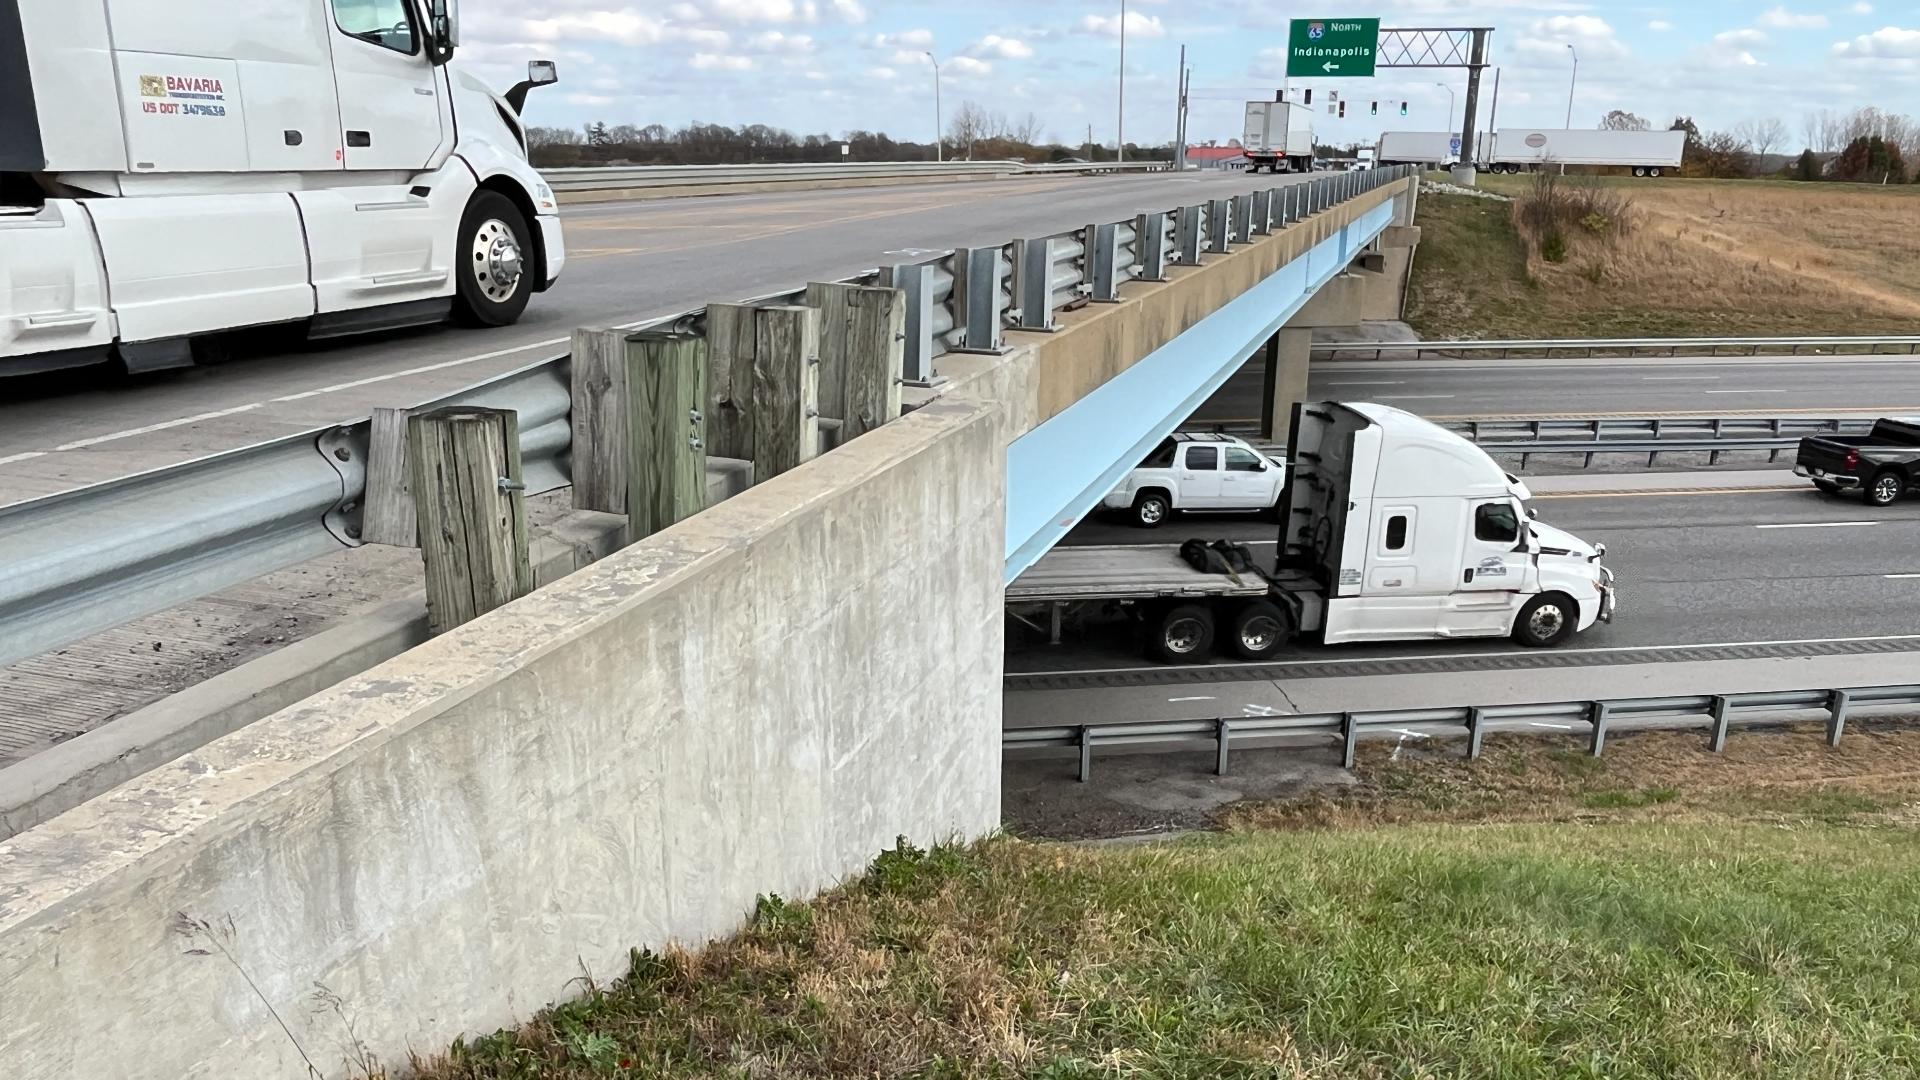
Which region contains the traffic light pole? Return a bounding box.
[1455,29,1489,184]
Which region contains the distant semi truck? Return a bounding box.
[1478,129,1687,177]
[1376,131,1459,168]
[1241,101,1315,174]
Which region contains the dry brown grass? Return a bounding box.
[1410,177,1920,339]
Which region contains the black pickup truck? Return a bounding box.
[1795,418,1920,506]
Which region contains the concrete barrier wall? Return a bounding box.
[0,397,1005,1078]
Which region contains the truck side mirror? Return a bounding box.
[421,0,458,64]
[505,60,561,115]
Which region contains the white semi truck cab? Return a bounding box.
[0,0,565,376]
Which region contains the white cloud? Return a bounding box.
[679,28,732,49]
[1076,11,1166,40]
[967,35,1034,60]
[1708,28,1768,66]
[829,0,867,23]
[690,53,755,71]
[564,92,616,106]
[523,10,667,47]
[1850,2,1874,13]
[1831,25,1920,58]
[867,28,934,49]
[1649,20,1673,31]
[890,49,932,66]
[947,56,993,76]
[1514,16,1628,64]
[698,0,816,25]
[1757,7,1828,30]
[867,66,897,80]
[746,30,815,53]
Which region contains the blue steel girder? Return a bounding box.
[1003,196,1398,581]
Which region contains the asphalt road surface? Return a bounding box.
[1191,354,1920,429]
[0,170,1292,505]
[1014,486,1920,682]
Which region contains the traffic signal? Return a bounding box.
[1370,101,1378,116]
[1303,89,1313,105]
[1338,101,1347,118]
[1399,101,1408,116]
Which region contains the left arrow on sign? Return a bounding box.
[1322,61,1340,73]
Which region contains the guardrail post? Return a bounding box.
[1466,707,1486,759]
[951,246,1008,353]
[1250,189,1273,236]
[1078,725,1093,783]
[1341,712,1358,770]
[363,406,417,547]
[880,261,939,388]
[1136,211,1170,281]
[1215,718,1232,775]
[1826,688,1853,746]
[839,286,905,441]
[1088,222,1123,302]
[1017,238,1059,330]
[1176,204,1204,265]
[704,303,758,462]
[750,306,820,482]
[1587,700,1612,756]
[408,406,533,636]
[1206,199,1231,254]
[1230,194,1253,244]
[1707,695,1732,753]
[802,282,856,447]
[625,329,709,540]
[568,327,632,516]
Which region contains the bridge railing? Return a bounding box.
[0,167,1417,669]
[1314,335,1920,360]
[1447,415,1882,468]
[539,159,1174,194]
[1007,683,1920,781]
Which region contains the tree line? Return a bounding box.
[1600,106,1914,183]
[525,102,1168,169]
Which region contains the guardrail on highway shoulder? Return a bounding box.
[0,169,1419,670]
[1314,335,1920,360]
[1447,415,1878,468]
[539,159,1172,193]
[1007,684,1920,782]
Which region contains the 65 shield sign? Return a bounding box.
[1287,17,1380,78]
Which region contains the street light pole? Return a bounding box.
[1563,43,1577,174]
[1436,82,1456,133]
[925,51,942,162]
[1116,0,1127,162]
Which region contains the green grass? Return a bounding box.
[417,824,1920,1079]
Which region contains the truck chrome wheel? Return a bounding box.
[1239,614,1282,652]
[1869,473,1903,506]
[472,218,525,302]
[1164,616,1207,654]
[1526,605,1564,641]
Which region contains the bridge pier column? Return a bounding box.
[1258,328,1313,441]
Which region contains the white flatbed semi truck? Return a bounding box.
[1007,403,1617,663]
[0,0,565,377]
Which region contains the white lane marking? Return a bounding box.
[1886,574,1920,580]
[1703,389,1771,394]
[1375,394,1457,401]
[52,403,264,451]
[1327,380,1406,387]
[1168,695,1217,702]
[1641,375,1721,381]
[1024,632,1920,678]
[0,451,48,466]
[1529,722,1576,731]
[1755,521,1878,530]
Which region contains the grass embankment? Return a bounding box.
[1406,173,1920,340]
[417,727,1920,1079]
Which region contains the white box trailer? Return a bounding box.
[0,0,565,377]
[1481,129,1686,177]
[1007,402,1617,663]
[1241,101,1315,174]
[1376,131,1459,168]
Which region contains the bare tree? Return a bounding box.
[1011,112,1044,145]
[526,125,582,148]
[947,100,992,155]
[1735,117,1787,159]
[1599,109,1651,131]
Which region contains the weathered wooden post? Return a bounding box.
[751,305,820,481]
[842,285,904,439]
[408,406,533,635]
[704,303,757,463]
[361,405,417,547]
[625,329,709,540]
[568,326,631,515]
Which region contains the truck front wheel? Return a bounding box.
[1148,603,1215,663]
[452,191,535,327]
[1866,471,1905,507]
[1512,594,1577,648]
[1132,490,1172,528]
[1229,600,1290,661]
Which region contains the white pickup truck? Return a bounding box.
[1102,433,1289,527]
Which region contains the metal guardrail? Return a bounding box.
[1447,415,1879,468]
[1314,335,1920,360]
[541,159,1171,193]
[1007,684,1920,782]
[0,169,1420,669]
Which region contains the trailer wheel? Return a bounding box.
[452,191,535,327]
[1228,600,1290,661]
[1512,593,1577,648]
[1632,166,1646,177]
[1647,166,1664,178]
[1866,470,1905,507]
[1148,603,1215,663]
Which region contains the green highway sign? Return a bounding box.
[1287,17,1379,78]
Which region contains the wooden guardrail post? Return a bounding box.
[704,303,757,464]
[362,406,417,547]
[751,305,820,481]
[408,406,533,636]
[805,282,904,445]
[626,330,709,540]
[569,327,631,515]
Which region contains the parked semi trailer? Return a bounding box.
[1007,403,1617,663]
[0,0,565,377]
[1478,129,1686,176]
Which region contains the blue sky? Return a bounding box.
[461,1,1920,148]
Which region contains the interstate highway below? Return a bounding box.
[1010,485,1920,686]
[0,170,1294,506]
